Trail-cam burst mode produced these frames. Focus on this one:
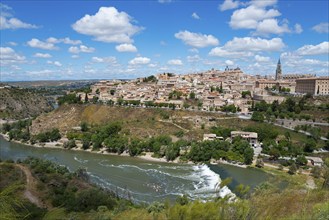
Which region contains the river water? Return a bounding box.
[0,136,269,203]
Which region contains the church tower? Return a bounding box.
[275,59,282,81]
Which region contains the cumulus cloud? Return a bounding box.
[294,24,303,34]
[209,37,284,58]
[47,60,62,67]
[27,38,58,50]
[255,19,290,35]
[175,30,219,48]
[187,55,201,62]
[296,42,329,56]
[187,49,198,54]
[225,60,235,66]
[168,59,183,65]
[0,3,38,30]
[0,47,26,66]
[312,22,329,33]
[224,37,284,51]
[255,55,270,62]
[72,6,143,43]
[158,0,172,3]
[219,0,240,11]
[228,0,299,36]
[46,37,81,45]
[129,57,150,65]
[209,47,253,58]
[33,53,52,58]
[91,56,117,64]
[68,45,95,54]
[115,43,137,52]
[191,12,200,19]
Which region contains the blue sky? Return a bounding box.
[1,0,328,81]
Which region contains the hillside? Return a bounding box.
[30,104,235,140]
[1,159,328,220]
[0,87,53,120]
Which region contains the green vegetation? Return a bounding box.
[0,87,53,120]
[2,157,329,220]
[57,93,82,105]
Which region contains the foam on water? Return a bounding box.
[187,164,235,200]
[92,161,235,202]
[73,156,88,164]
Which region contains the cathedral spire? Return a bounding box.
[275,58,282,80]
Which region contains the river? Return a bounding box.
[0,136,270,203]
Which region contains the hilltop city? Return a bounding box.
[82,60,328,114]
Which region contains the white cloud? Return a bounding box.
[129,57,150,65]
[294,24,303,34]
[148,63,157,68]
[71,55,79,59]
[296,42,329,56]
[209,47,253,58]
[27,38,58,50]
[188,48,199,53]
[209,37,283,58]
[0,15,38,30]
[72,6,143,43]
[33,53,52,58]
[47,60,62,67]
[115,43,137,52]
[312,22,329,33]
[8,42,17,46]
[187,55,201,62]
[255,55,270,62]
[228,1,299,36]
[175,30,219,48]
[225,60,234,66]
[168,59,183,65]
[254,19,290,35]
[230,5,281,29]
[0,47,26,66]
[46,37,82,45]
[91,56,117,65]
[68,45,95,54]
[250,0,277,8]
[219,0,240,11]
[158,0,172,3]
[224,37,284,52]
[191,12,200,19]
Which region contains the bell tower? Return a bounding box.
[275,59,282,81]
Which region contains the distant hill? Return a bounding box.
[0,87,53,120]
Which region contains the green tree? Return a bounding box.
[251,111,264,122]
[80,122,88,132]
[296,155,307,166]
[288,163,298,175]
[304,139,317,152]
[243,147,254,165]
[189,92,196,99]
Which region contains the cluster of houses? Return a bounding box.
[79,67,291,113]
[75,64,328,114]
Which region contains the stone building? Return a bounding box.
[295,77,329,95]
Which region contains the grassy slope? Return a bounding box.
[1,161,328,220]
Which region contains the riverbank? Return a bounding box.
[0,132,245,168]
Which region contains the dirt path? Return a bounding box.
[15,164,48,209]
[306,176,316,189]
[158,119,189,132]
